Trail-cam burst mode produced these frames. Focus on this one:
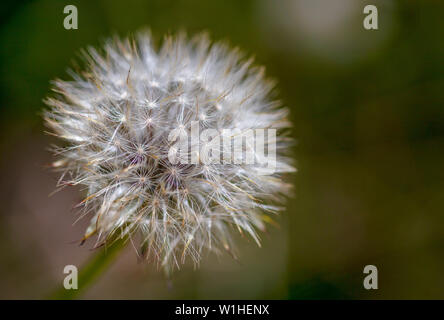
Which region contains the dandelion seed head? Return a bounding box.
[44,31,295,273]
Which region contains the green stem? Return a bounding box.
[49,239,127,300]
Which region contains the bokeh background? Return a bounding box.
[0,0,443,299]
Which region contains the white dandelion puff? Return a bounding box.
[44,31,295,273]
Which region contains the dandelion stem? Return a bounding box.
[49,239,127,300]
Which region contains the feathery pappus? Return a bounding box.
[44,31,295,273]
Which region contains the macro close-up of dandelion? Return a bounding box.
[1,0,443,306]
[43,31,295,280]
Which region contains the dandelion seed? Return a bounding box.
[44,30,295,274]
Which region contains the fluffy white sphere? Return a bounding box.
[44,31,294,273]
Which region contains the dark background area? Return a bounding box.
[0,0,443,299]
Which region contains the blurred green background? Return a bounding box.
[0,0,443,299]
